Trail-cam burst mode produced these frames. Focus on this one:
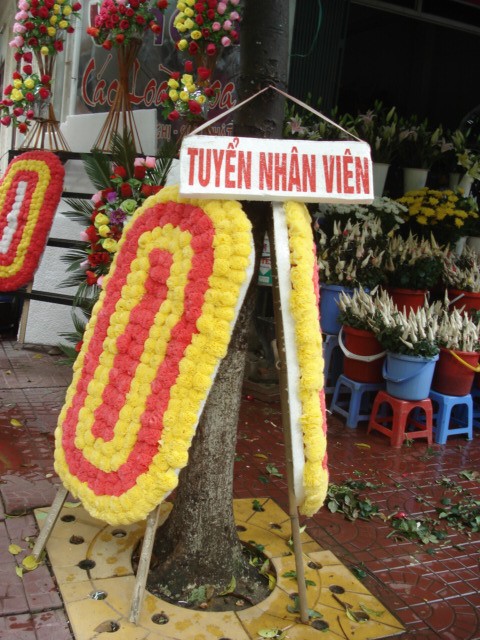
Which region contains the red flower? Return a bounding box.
[195,15,204,25]
[206,43,217,56]
[85,225,99,243]
[188,41,199,55]
[171,71,181,81]
[88,252,110,266]
[120,183,133,198]
[25,92,35,102]
[38,6,49,18]
[1,116,12,127]
[194,2,206,10]
[38,87,50,100]
[197,67,211,81]
[13,72,22,81]
[72,2,82,10]
[207,0,216,7]
[86,270,98,285]
[22,65,33,75]
[159,91,169,102]
[18,123,28,134]
[74,341,83,352]
[133,165,146,180]
[24,21,35,30]
[27,38,39,47]
[150,21,161,33]
[13,52,22,62]
[102,40,113,50]
[184,60,193,73]
[157,0,168,8]
[119,19,130,29]
[167,110,180,121]
[206,8,215,19]
[135,15,146,25]
[53,40,64,52]
[41,74,51,84]
[204,87,214,97]
[13,107,24,117]
[87,26,99,37]
[115,33,125,43]
[39,24,48,35]
[112,165,127,179]
[23,52,33,63]
[188,100,202,115]
[3,85,13,95]
[201,28,210,38]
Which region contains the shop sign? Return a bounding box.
[179,135,373,203]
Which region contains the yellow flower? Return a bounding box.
[13,79,23,89]
[167,78,179,89]
[168,89,179,102]
[50,15,58,24]
[455,218,464,227]
[58,19,68,28]
[191,29,202,39]
[184,7,193,16]
[177,38,188,50]
[47,26,57,36]
[184,18,194,29]
[102,238,118,252]
[416,215,428,225]
[181,74,193,85]
[53,4,61,14]
[179,91,189,102]
[196,95,206,104]
[11,88,24,101]
[40,46,49,55]
[94,213,109,227]
[97,225,111,238]
[62,4,72,14]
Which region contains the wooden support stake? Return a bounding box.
[16,282,33,346]
[268,219,310,625]
[129,505,160,625]
[32,485,69,560]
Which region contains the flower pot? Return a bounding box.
[466,236,480,257]
[320,284,354,335]
[339,325,385,383]
[448,289,480,316]
[432,347,479,396]
[403,167,429,192]
[458,173,474,197]
[383,351,439,401]
[388,287,427,314]
[372,162,390,197]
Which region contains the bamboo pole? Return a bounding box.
[267,216,309,625]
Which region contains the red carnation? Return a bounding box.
[23,64,33,75]
[14,52,22,62]
[53,40,64,52]
[39,24,48,34]
[204,87,214,97]
[188,100,202,115]
[3,85,13,95]
[195,14,204,25]
[167,109,180,121]
[171,71,181,81]
[18,122,28,134]
[72,2,82,10]
[201,28,210,38]
[1,116,12,127]
[85,225,99,243]
[135,15,146,25]
[194,2,206,10]
[126,7,134,16]
[28,37,39,47]
[131,0,139,7]
[115,33,125,43]
[120,183,133,198]
[230,29,238,40]
[102,39,113,50]
[197,66,211,81]
[25,92,35,102]
[85,270,98,285]
[157,0,168,8]
[13,107,24,117]
[12,71,22,81]
[38,87,50,100]
[38,6,49,18]
[119,19,130,29]
[24,21,35,30]
[207,0,216,7]
[41,74,51,84]
[206,8,215,19]
[44,0,55,8]
[26,109,34,119]
[23,52,33,63]
[67,26,75,33]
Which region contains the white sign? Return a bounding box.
[179,135,373,203]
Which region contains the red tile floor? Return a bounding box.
[0,333,479,639]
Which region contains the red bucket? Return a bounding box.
[448,289,480,317]
[339,325,385,383]
[432,347,480,396]
[388,287,427,314]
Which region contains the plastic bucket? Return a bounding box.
[448,289,480,317]
[432,347,480,396]
[320,284,353,335]
[339,326,385,383]
[387,287,427,314]
[383,352,439,401]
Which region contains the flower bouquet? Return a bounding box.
[159,61,216,123]
[384,232,448,292]
[174,0,241,64]
[396,187,480,245]
[317,218,387,289]
[444,129,480,181]
[0,70,51,133]
[352,101,399,164]
[442,245,480,293]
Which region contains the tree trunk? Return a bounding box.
[146,0,290,603]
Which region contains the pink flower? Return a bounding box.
[15,10,28,20]
[230,11,239,20]
[80,260,89,270]
[222,20,232,30]
[221,36,231,47]
[80,230,90,241]
[10,35,25,48]
[217,2,226,14]
[211,21,221,31]
[97,276,104,287]
[13,23,27,33]
[230,0,239,4]
[91,191,103,204]
[18,0,30,9]
[134,157,145,166]
[144,156,156,168]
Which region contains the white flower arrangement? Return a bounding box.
[442,245,480,293]
[436,307,480,352]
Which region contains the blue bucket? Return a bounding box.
[320,284,353,335]
[383,352,439,401]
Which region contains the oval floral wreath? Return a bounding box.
[0,151,65,292]
[273,201,328,517]
[54,186,254,525]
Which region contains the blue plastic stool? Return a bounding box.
[429,389,473,445]
[323,333,344,394]
[330,374,384,428]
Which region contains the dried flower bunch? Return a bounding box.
[317,218,387,289]
[385,232,448,291]
[442,246,480,293]
[436,306,480,353]
[397,187,480,245]
[86,0,167,49]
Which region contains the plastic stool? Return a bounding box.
[330,374,384,428]
[368,390,432,448]
[323,333,344,394]
[429,390,473,445]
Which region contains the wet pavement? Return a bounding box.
[0,333,479,639]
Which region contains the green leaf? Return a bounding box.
[252,499,265,512]
[265,463,283,478]
[258,629,282,638]
[218,576,236,596]
[360,603,385,617]
[282,570,297,579]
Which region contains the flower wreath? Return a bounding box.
[0,151,65,292]
[273,201,328,517]
[54,185,254,525]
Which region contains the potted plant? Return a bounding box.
[396,116,445,190]
[371,301,441,401]
[350,102,399,196]
[384,232,448,311]
[317,218,387,334]
[442,128,480,194]
[336,287,392,383]
[442,246,480,315]
[396,187,480,248]
[432,305,480,396]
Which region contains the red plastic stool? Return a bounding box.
[368,390,433,448]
